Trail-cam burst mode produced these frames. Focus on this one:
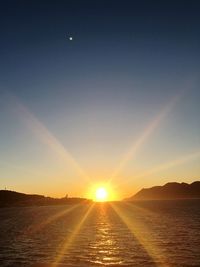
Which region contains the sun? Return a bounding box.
[87,183,116,202]
[95,187,108,202]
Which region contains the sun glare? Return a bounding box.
[87,183,116,201]
[95,187,108,202]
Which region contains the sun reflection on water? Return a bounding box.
[86,203,124,266]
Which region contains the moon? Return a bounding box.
[69,36,73,41]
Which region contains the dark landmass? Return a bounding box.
[126,181,200,201]
[0,190,91,207]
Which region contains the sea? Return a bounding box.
[0,200,200,267]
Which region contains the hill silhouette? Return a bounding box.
[0,190,91,207]
[127,181,200,200]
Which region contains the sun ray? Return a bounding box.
[136,150,200,180]
[9,94,90,182]
[108,90,187,183]
[25,203,83,235]
[123,201,158,217]
[52,203,94,267]
[110,202,170,267]
[117,150,200,187]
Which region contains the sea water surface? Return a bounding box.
[0,200,200,267]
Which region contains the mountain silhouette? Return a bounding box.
[127,181,200,200]
[0,190,91,207]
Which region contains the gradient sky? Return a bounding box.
[0,0,200,199]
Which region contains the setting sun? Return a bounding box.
[87,183,116,202]
[95,187,108,202]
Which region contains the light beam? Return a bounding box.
[110,202,170,267]
[52,203,94,266]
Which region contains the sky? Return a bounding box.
[0,0,200,200]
